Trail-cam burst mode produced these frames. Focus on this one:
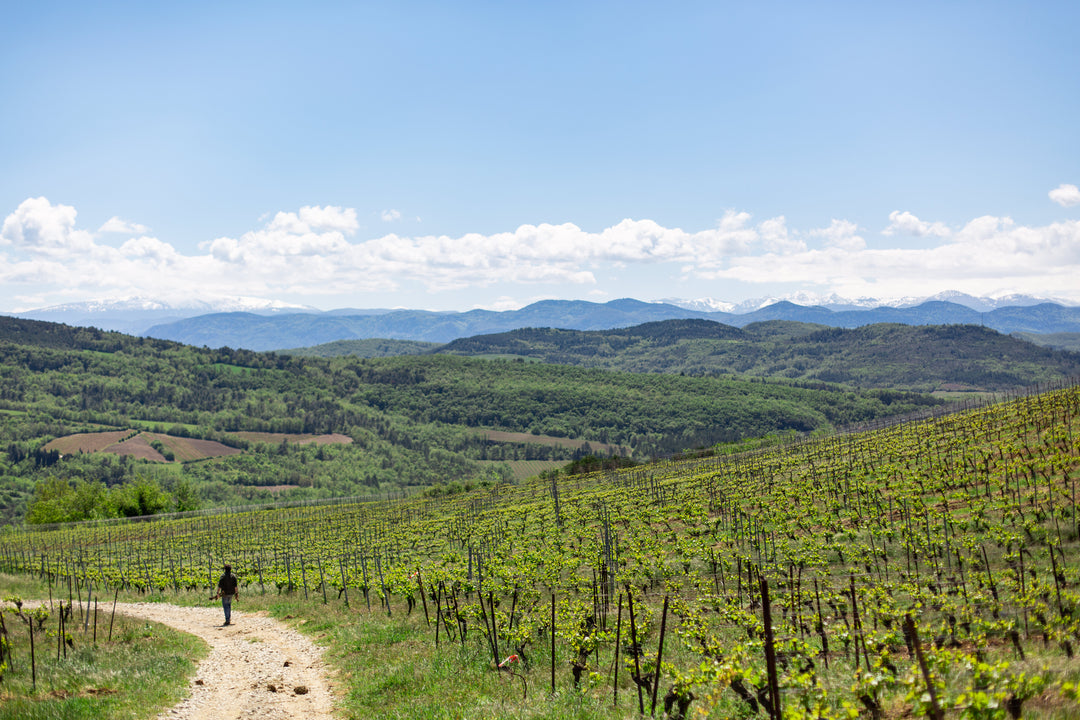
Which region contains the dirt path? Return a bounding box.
[112,602,336,720]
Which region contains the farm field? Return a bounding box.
[42,429,352,464]
[2,381,1079,718]
[229,431,354,446]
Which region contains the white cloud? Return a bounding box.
[120,236,180,265]
[266,205,358,234]
[4,197,1080,309]
[1049,183,1080,208]
[381,209,402,222]
[758,216,805,253]
[810,219,865,251]
[98,216,150,234]
[883,210,951,238]
[698,214,1080,300]
[1,197,95,253]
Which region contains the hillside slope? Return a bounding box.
[434,319,1080,392]
[0,316,940,524]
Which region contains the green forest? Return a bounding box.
[432,320,1080,391]
[0,316,952,525]
[286,319,1080,391]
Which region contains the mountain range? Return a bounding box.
[6,292,1080,352]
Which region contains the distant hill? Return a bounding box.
[0,314,946,523]
[12,296,316,335]
[282,338,439,357]
[1012,332,1080,353]
[140,298,1080,351]
[434,319,1080,392]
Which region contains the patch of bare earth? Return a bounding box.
[45,430,134,454]
[231,432,353,446]
[45,430,246,463]
[103,433,168,462]
[113,602,335,720]
[145,433,244,462]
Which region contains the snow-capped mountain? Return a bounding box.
[656,297,737,313]
[662,291,1075,315]
[8,290,1080,348]
[11,296,318,335]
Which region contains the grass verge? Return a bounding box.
[0,574,207,720]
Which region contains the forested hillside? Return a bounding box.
[432,319,1080,391]
[0,317,940,524]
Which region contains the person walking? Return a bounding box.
[212,564,239,626]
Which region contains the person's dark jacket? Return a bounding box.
[218,572,238,596]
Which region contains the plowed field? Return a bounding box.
[46,431,245,462]
[230,432,353,446]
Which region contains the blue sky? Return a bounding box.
[2,1,1078,312]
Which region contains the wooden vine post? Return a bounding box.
[28,618,36,690]
[550,592,556,694]
[626,587,645,715]
[904,614,943,720]
[650,595,669,717]
[760,577,782,720]
[613,594,623,708]
[108,587,119,641]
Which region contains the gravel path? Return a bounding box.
[112,602,336,720]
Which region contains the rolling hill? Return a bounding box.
[138,298,1080,351]
[0,315,942,524]
[295,318,1080,393]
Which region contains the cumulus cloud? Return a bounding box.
[758,216,806,253]
[4,197,1080,308]
[1049,183,1080,208]
[381,209,401,222]
[120,236,181,264]
[883,210,951,238]
[98,216,150,235]
[702,213,1080,300]
[810,219,865,251]
[1,197,95,253]
[266,205,358,234]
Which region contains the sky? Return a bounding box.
[2,1,1079,313]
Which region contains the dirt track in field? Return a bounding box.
[113,602,335,720]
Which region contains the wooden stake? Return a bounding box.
[550,593,556,694]
[613,594,623,708]
[650,595,669,717]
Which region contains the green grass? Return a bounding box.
[0,575,207,720]
[252,593,643,720]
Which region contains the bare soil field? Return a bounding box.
[145,433,244,462]
[46,430,246,463]
[44,430,134,454]
[103,432,168,462]
[230,432,353,446]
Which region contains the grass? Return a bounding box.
[252,593,643,720]
[0,576,207,720]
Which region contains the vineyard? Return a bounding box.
[2,382,1080,718]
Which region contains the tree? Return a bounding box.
[112,475,171,517]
